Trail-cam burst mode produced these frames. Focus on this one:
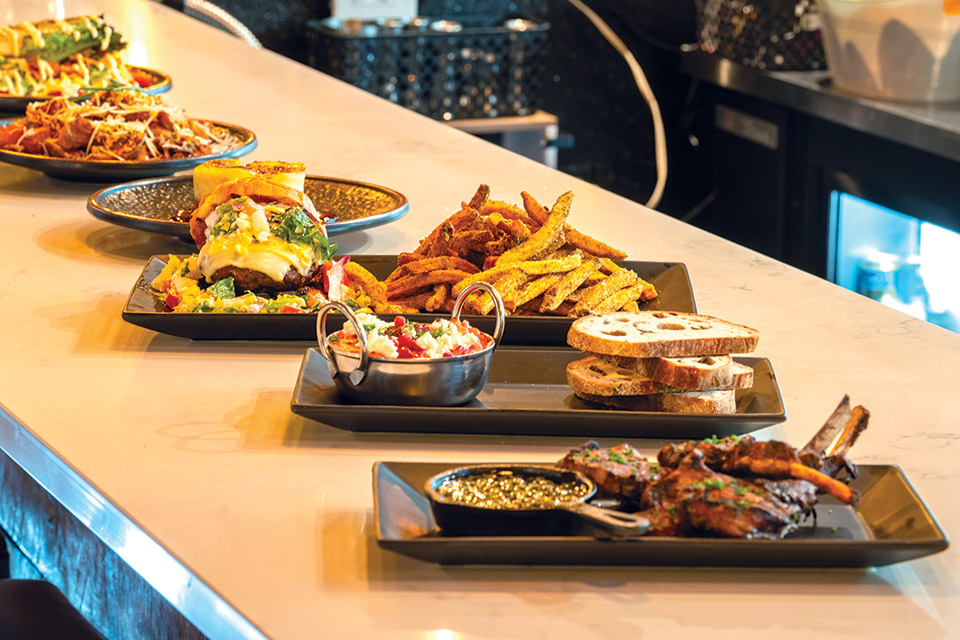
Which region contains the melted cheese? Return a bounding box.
[198,235,316,282]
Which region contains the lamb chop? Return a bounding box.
[640,450,810,539]
[558,440,662,500]
[657,396,869,505]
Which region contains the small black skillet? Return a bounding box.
[424,464,650,537]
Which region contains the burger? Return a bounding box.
[189,175,337,292]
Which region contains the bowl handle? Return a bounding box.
[450,281,505,347]
[316,301,370,386]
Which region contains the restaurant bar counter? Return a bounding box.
[0,1,958,639]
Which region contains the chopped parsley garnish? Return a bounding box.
[735,500,752,508]
[270,207,339,263]
[608,451,629,465]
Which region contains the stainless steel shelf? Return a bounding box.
[681,53,960,163]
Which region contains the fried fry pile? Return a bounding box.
[345,185,658,317]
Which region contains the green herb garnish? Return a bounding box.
[209,277,236,300]
[270,207,339,263]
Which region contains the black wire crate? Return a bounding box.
[306,16,550,120]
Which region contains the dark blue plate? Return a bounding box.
[0,65,172,113]
[88,175,409,240]
[0,117,255,180]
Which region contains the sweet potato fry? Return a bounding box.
[345,262,388,308]
[520,191,550,226]
[514,273,563,308]
[387,269,474,299]
[451,253,582,297]
[515,295,545,316]
[385,291,433,311]
[448,229,496,255]
[467,268,526,315]
[496,191,571,264]
[540,257,602,312]
[571,268,638,316]
[467,184,490,212]
[413,206,480,257]
[425,284,449,312]
[483,212,532,241]
[564,227,628,261]
[621,300,640,312]
[397,252,421,266]
[523,191,628,261]
[598,257,622,275]
[547,300,576,316]
[492,268,528,312]
[639,279,658,301]
[484,200,538,227]
[483,235,524,256]
[395,256,480,277]
[593,283,645,314]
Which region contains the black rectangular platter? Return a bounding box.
[291,348,786,438]
[122,255,696,344]
[373,461,949,567]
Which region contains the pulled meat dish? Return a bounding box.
[0,89,235,160]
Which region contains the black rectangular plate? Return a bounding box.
[373,461,949,567]
[291,348,786,438]
[122,255,696,344]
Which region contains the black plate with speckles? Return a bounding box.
[88,175,409,241]
[373,461,949,566]
[122,255,696,344]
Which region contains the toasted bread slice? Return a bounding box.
[574,389,736,415]
[567,356,678,397]
[567,311,759,358]
[596,354,754,391]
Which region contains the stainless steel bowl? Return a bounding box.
[316,282,505,406]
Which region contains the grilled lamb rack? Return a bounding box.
[657,396,869,505]
[640,450,810,539]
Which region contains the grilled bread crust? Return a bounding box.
[567,311,759,358]
[574,389,736,414]
[596,354,754,391]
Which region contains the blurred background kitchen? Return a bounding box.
[166,0,960,333]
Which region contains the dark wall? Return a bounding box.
[194,1,709,216]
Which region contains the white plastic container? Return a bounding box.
[819,0,960,102]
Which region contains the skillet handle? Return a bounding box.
[451,281,505,347]
[567,502,650,537]
[316,300,369,386]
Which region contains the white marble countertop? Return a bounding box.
[1,2,959,639]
